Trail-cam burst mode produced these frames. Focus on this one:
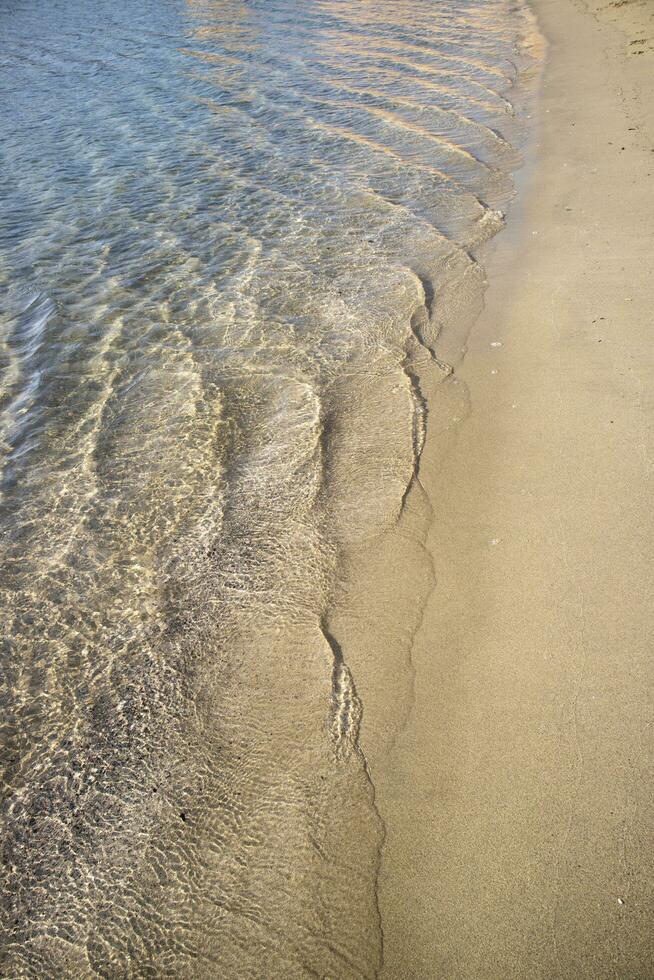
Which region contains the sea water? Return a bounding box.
[0,0,540,974]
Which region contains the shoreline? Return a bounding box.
[1,4,547,974]
[344,0,654,974]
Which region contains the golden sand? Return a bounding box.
[333,0,654,974]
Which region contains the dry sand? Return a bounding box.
[334,0,654,975]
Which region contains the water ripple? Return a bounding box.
[0,0,542,974]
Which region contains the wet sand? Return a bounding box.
[0,2,542,974]
[335,0,654,975]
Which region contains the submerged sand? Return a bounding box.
[333,0,654,975]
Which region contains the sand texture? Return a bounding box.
[343,0,654,974]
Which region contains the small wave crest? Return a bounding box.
[0,0,543,971]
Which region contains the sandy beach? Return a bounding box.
[332,0,654,975]
[2,0,653,974]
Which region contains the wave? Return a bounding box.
[0,0,542,973]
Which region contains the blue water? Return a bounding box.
[0,0,540,974]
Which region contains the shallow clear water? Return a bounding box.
[1,0,539,974]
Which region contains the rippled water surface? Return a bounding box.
[1,0,540,975]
